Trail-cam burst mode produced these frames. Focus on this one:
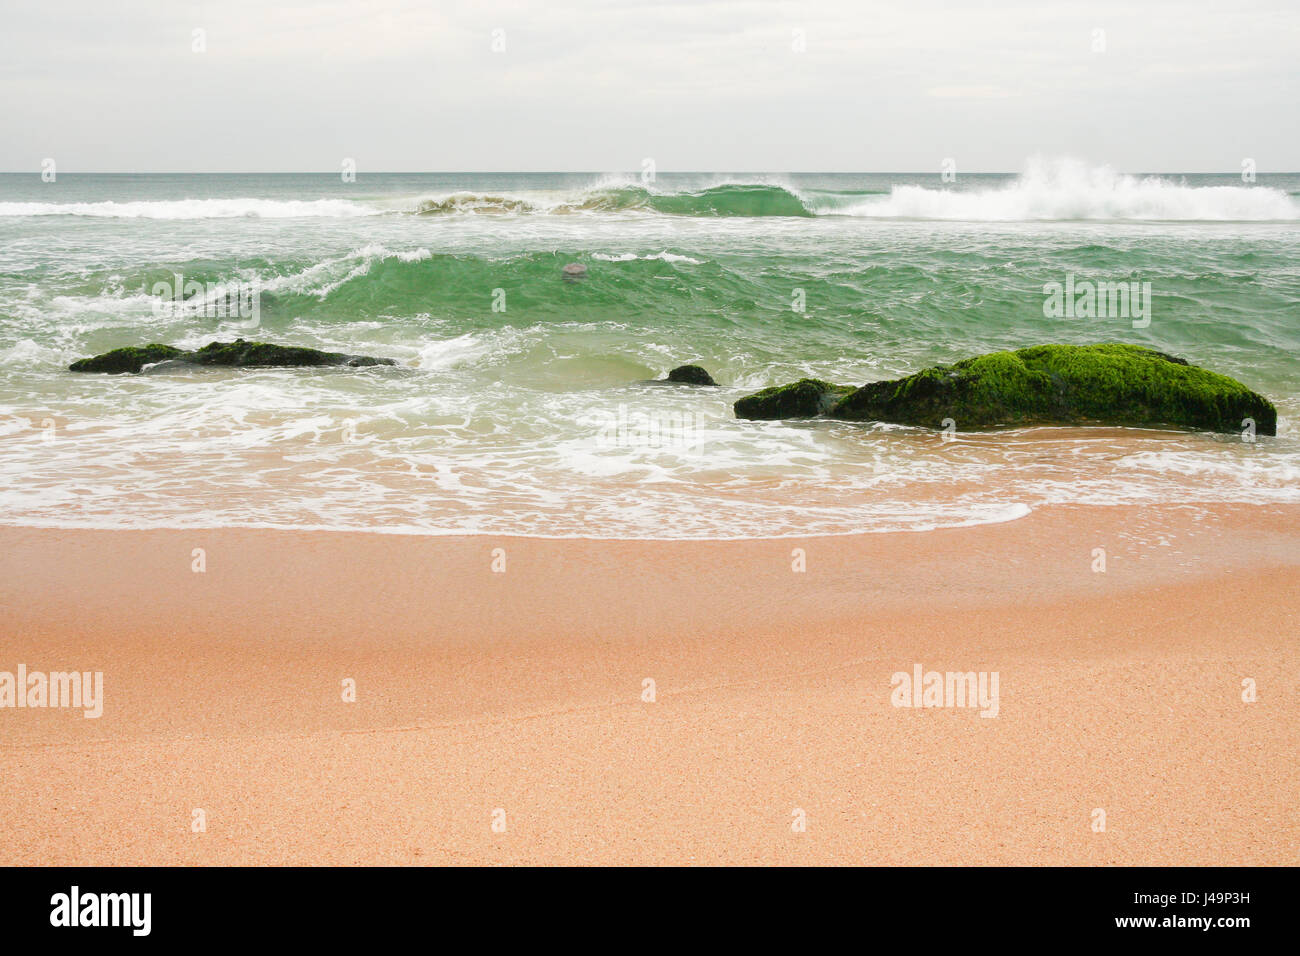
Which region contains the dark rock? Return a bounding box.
[70,339,396,373]
[664,364,718,386]
[68,344,185,374]
[733,378,855,419]
[182,340,395,368]
[734,344,1277,435]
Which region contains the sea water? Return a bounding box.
[1,160,1297,538]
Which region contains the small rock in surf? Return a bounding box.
[662,364,718,386]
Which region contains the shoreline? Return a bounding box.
[2,501,1297,865]
[0,503,1039,542]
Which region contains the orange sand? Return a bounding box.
[0,503,1296,865]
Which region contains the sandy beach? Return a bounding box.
[0,502,1295,866]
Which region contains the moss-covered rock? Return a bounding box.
[733,378,856,420]
[182,340,395,368]
[70,339,396,373]
[68,344,185,374]
[825,344,1275,435]
[664,364,718,386]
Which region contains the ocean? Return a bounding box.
[1,160,1298,538]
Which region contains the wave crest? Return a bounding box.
[405,182,815,218]
[414,193,536,215]
[843,158,1300,221]
[2,162,1292,223]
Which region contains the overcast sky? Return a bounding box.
[2,0,1296,172]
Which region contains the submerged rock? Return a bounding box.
[733,378,855,419]
[663,364,718,386]
[735,345,1277,435]
[70,339,396,373]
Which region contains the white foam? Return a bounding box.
[0,198,385,219]
[247,244,433,298]
[413,330,520,371]
[591,251,704,263]
[839,157,1300,221]
[0,338,60,365]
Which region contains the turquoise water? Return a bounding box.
[1,162,1298,537]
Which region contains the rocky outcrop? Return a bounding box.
[734,345,1277,435]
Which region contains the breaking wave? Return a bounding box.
[4,162,1293,222]
[841,159,1300,221]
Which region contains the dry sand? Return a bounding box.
[0,503,1296,865]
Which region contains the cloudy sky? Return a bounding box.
[2,0,1296,172]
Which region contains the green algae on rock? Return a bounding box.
[181,340,395,368]
[68,344,185,374]
[735,345,1277,435]
[70,339,397,373]
[733,378,856,419]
